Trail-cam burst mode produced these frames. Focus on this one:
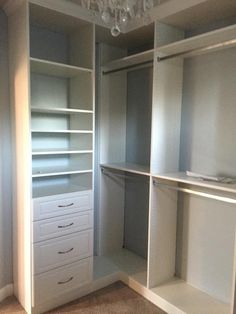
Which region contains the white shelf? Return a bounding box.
[153,172,236,194]
[32,183,90,198]
[31,130,93,134]
[151,278,230,314]
[102,49,154,73]
[157,24,236,59]
[30,57,92,78]
[32,167,92,178]
[31,107,93,114]
[100,162,150,176]
[32,149,93,156]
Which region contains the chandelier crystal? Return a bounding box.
[80,0,155,36]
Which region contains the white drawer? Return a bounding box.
[33,210,93,242]
[33,230,93,274]
[34,257,93,305]
[33,190,92,221]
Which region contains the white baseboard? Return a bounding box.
[0,284,13,302]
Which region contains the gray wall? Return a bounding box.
[124,67,153,259]
[0,9,12,289]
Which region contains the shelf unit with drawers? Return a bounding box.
[7,1,94,313]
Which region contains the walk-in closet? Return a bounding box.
[2,0,236,313]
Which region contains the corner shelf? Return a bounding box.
[101,162,150,177]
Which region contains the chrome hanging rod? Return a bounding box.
[102,60,153,75]
[153,180,236,204]
[157,39,236,62]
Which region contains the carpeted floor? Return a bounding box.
[0,282,166,314]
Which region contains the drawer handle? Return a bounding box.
[58,247,74,254]
[57,276,74,285]
[58,202,74,208]
[58,222,74,229]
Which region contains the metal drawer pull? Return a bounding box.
[58,248,74,254]
[58,222,74,229]
[58,203,74,208]
[57,276,74,285]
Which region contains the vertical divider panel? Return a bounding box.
[147,22,184,289]
[148,180,178,288]
[7,0,32,311]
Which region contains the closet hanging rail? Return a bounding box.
[157,38,236,62]
[102,60,153,75]
[101,167,149,181]
[153,180,236,204]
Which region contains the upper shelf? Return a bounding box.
[102,49,154,74]
[157,24,236,60]
[153,172,236,194]
[101,162,150,177]
[30,58,92,78]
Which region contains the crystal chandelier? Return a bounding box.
[81,0,154,36]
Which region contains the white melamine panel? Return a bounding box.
[33,210,93,242]
[154,172,236,195]
[101,163,150,176]
[157,24,236,58]
[34,257,93,305]
[31,73,68,109]
[102,49,153,73]
[30,57,91,77]
[32,173,93,198]
[33,230,93,274]
[31,133,93,152]
[151,278,230,314]
[32,153,93,177]
[151,23,184,175]
[97,43,127,255]
[176,193,236,303]
[150,56,183,174]
[180,48,236,178]
[33,190,92,220]
[7,1,32,311]
[148,182,178,288]
[31,112,93,131]
[31,71,93,112]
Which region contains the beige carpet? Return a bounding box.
[0,282,166,314]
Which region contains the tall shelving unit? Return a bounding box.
[7,1,95,313]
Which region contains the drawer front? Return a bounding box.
[34,257,93,305]
[33,210,93,242]
[34,230,93,274]
[33,190,92,221]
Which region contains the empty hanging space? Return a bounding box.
[95,25,154,286]
[149,178,236,314]
[148,21,236,314]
